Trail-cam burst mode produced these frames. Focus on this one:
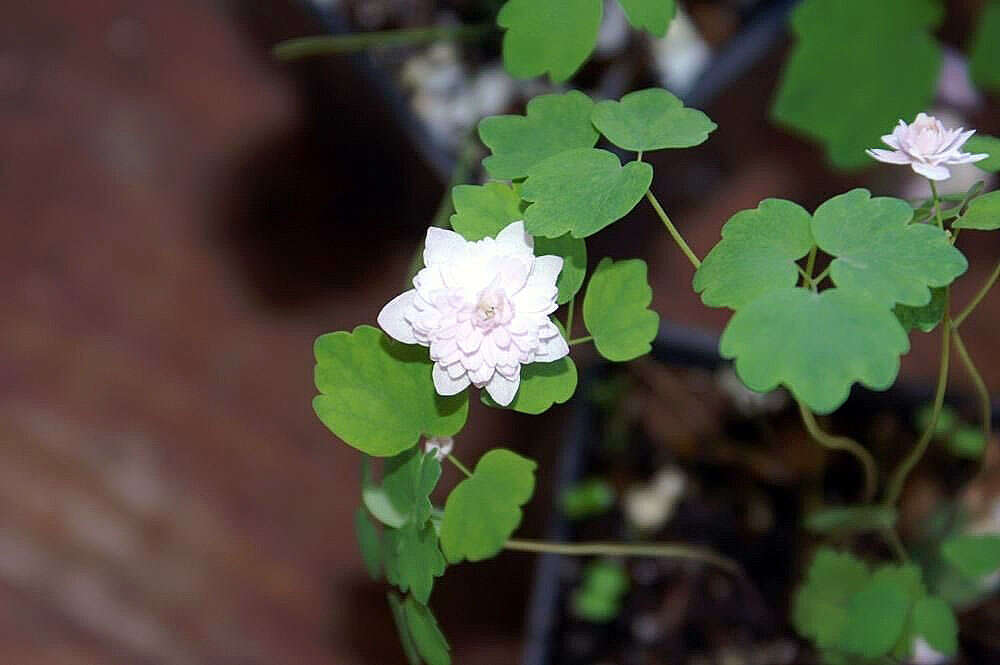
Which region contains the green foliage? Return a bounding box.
[793,549,871,649]
[772,0,942,169]
[394,595,451,665]
[561,478,616,520]
[941,534,1000,579]
[355,506,382,579]
[362,456,409,528]
[795,549,956,662]
[313,326,469,457]
[440,449,537,563]
[572,560,630,622]
[387,593,422,665]
[521,149,653,238]
[482,356,578,414]
[907,597,959,657]
[693,199,813,309]
[616,0,676,36]
[497,0,603,82]
[720,288,909,414]
[949,426,987,459]
[591,88,716,152]
[812,190,967,307]
[384,447,442,528]
[385,522,447,605]
[970,1,1000,92]
[538,234,588,304]
[479,91,598,179]
[965,134,1000,172]
[954,190,1000,231]
[804,505,897,534]
[583,258,659,361]
[895,287,947,333]
[449,182,587,303]
[449,183,522,240]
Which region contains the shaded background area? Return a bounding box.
[0,1,997,664]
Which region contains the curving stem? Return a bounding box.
[504,538,739,574]
[646,190,702,270]
[797,401,878,502]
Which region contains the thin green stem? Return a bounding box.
[569,336,593,346]
[884,528,909,563]
[504,539,739,573]
[953,259,1000,328]
[273,24,491,61]
[812,266,831,288]
[803,245,818,287]
[951,326,992,445]
[447,454,473,478]
[565,298,575,340]
[929,180,944,230]
[885,292,952,506]
[797,401,878,502]
[645,191,701,269]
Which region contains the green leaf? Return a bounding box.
[804,505,898,534]
[793,548,871,649]
[954,190,1000,231]
[895,287,947,333]
[355,506,382,580]
[521,149,653,239]
[479,91,598,179]
[720,288,910,414]
[403,596,451,665]
[482,356,578,414]
[941,533,1000,579]
[440,449,537,563]
[812,189,967,307]
[497,0,603,82]
[965,134,1000,172]
[948,426,987,459]
[560,478,615,520]
[385,522,447,605]
[537,234,587,304]
[313,326,469,457]
[592,88,716,152]
[840,572,911,658]
[572,560,629,622]
[387,593,422,665]
[772,0,942,169]
[908,596,958,657]
[583,258,659,362]
[970,1,1000,92]
[616,0,676,37]
[693,199,814,309]
[384,447,442,527]
[449,183,523,240]
[362,457,409,528]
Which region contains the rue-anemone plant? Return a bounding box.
[311,83,1000,663]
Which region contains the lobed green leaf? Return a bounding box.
[694,199,813,310]
[941,533,1000,579]
[592,88,716,152]
[403,596,451,665]
[521,148,653,239]
[954,190,1000,231]
[895,287,947,333]
[812,189,967,307]
[313,326,468,457]
[583,258,660,362]
[497,0,603,82]
[616,0,677,37]
[355,506,382,580]
[440,449,537,563]
[965,134,1000,173]
[479,91,598,179]
[482,356,578,415]
[720,287,910,414]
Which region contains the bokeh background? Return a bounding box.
[1,1,997,664]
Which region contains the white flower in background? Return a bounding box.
[866,113,988,181]
[378,221,568,406]
[910,637,950,665]
[424,436,454,462]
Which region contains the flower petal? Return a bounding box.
[535,331,569,362]
[377,290,418,344]
[424,227,468,267]
[526,255,563,290]
[432,363,471,396]
[494,221,533,256]
[911,161,951,181]
[866,148,911,165]
[484,370,521,406]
